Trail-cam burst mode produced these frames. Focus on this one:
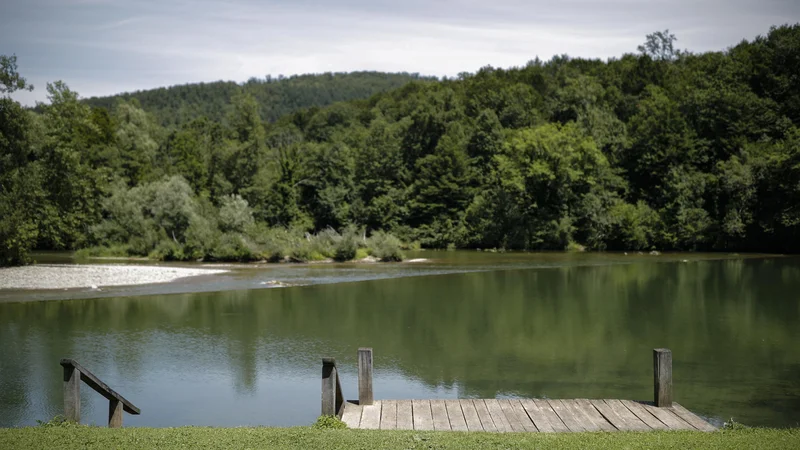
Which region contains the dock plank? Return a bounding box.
[520,399,554,432]
[500,399,527,432]
[380,400,397,430]
[637,402,694,430]
[445,400,468,431]
[548,399,586,432]
[473,399,498,432]
[412,399,434,431]
[533,399,570,432]
[561,399,602,431]
[672,403,717,431]
[460,400,484,432]
[620,400,668,430]
[590,399,628,430]
[360,401,382,430]
[430,400,451,431]
[509,399,538,432]
[604,399,651,431]
[573,399,616,431]
[341,401,362,429]
[484,399,513,432]
[396,400,413,430]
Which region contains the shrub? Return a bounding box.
[368,231,404,262]
[218,195,254,233]
[149,239,186,261]
[312,415,347,429]
[333,234,358,261]
[210,233,258,262]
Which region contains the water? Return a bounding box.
[1,252,799,428]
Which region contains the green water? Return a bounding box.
[1,252,799,428]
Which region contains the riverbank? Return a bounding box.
[1,425,798,450]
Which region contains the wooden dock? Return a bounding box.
[322,348,718,433]
[340,398,716,432]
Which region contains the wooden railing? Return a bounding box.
[321,358,345,417]
[60,359,141,427]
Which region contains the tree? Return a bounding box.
[0,54,33,95]
[638,30,679,61]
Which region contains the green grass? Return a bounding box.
[1,426,798,450]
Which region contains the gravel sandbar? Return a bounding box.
[0,264,228,290]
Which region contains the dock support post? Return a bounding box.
[654,348,672,407]
[63,364,81,423]
[108,399,123,428]
[358,347,373,406]
[321,358,337,416]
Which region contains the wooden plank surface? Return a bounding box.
[638,402,694,430]
[360,401,381,430]
[574,399,615,431]
[430,400,451,431]
[533,399,570,432]
[672,403,717,431]
[561,399,601,432]
[380,400,397,430]
[620,400,668,430]
[520,399,554,432]
[412,399,434,430]
[472,399,498,432]
[341,401,362,428]
[590,399,628,430]
[445,400,468,431]
[460,400,484,432]
[396,400,413,430]
[604,399,651,431]
[484,399,513,432]
[498,399,525,432]
[548,399,586,432]
[509,400,538,432]
[358,348,374,406]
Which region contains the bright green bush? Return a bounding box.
[368,231,405,262]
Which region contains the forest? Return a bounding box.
[1,25,799,266]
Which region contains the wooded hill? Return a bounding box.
[2,25,800,266]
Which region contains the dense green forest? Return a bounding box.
[83,72,433,128]
[2,25,800,266]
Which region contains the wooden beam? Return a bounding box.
[653,349,673,407]
[358,348,374,406]
[108,399,123,428]
[321,357,337,416]
[63,364,80,423]
[60,359,140,415]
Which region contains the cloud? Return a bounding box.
[2,0,798,105]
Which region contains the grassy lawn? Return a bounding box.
[1,426,799,449]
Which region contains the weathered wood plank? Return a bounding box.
[430,400,451,431]
[358,348,374,406]
[396,400,413,430]
[380,400,397,430]
[604,399,651,431]
[547,399,586,432]
[412,399,434,431]
[574,399,616,431]
[108,399,123,428]
[672,403,717,431]
[620,400,668,430]
[508,399,538,432]
[637,402,694,430]
[590,399,628,430]
[654,349,673,407]
[445,400,468,431]
[360,401,382,430]
[561,399,601,432]
[484,399,513,432]
[460,400,483,432]
[472,399,498,432]
[60,359,139,415]
[533,399,570,432]
[499,399,526,432]
[321,358,337,416]
[520,399,554,432]
[63,364,81,423]
[341,401,362,428]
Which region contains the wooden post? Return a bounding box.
[358,347,373,406]
[63,364,81,423]
[321,358,337,415]
[653,348,673,407]
[108,399,123,428]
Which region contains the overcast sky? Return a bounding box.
[2,0,798,105]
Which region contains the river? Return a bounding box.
[0,251,798,428]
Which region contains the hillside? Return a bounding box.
[84,71,434,127]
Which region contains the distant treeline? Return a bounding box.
[2,25,800,266]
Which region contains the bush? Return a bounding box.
[367,231,404,262]
[333,235,358,261]
[149,239,186,261]
[311,415,347,429]
[210,233,258,262]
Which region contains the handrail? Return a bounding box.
[60,358,141,427]
[321,357,345,418]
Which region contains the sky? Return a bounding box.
[2,0,799,106]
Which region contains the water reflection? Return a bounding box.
[1,256,799,428]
